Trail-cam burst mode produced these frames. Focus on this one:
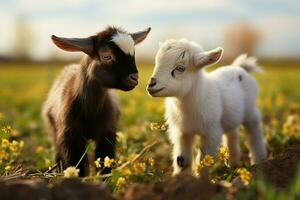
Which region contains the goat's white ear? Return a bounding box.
[193,47,223,68]
[51,35,93,55]
[130,27,151,45]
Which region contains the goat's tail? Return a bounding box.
[232,54,263,73]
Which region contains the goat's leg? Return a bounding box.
[56,129,88,176]
[95,131,116,174]
[201,125,223,157]
[224,129,241,166]
[244,107,267,164]
[196,125,222,178]
[170,131,194,175]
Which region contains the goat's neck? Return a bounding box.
[177,70,207,112]
[77,62,107,116]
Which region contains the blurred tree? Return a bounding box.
[11,15,33,61]
[223,22,260,61]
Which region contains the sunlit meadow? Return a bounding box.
[0,61,300,198]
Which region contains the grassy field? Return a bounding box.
[0,61,300,197]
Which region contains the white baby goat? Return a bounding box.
[147,39,267,175]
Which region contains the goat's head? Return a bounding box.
[51,26,151,91]
[147,39,223,97]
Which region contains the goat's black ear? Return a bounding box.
[130,27,151,45]
[51,35,93,55]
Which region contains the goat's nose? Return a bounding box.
[129,73,138,81]
[148,78,157,88]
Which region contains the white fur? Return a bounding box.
[232,54,263,73]
[111,32,134,55]
[148,39,267,175]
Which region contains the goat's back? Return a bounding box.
[209,66,259,131]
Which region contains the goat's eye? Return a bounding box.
[101,55,112,61]
[171,64,186,78]
[175,65,185,72]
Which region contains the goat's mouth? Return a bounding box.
[121,84,136,91]
[121,79,138,91]
[147,87,165,96]
[125,77,138,87]
[126,80,138,87]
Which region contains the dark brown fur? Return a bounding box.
[42,27,150,176]
[44,57,119,176]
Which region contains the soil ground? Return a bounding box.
[1,144,299,200]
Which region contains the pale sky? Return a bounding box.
[0,0,299,60]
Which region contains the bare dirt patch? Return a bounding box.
[251,145,300,188]
[117,172,221,200]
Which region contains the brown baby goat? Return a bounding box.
[42,26,151,176]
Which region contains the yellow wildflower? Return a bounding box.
[63,166,80,178]
[35,146,44,153]
[160,124,167,131]
[150,123,167,131]
[283,115,300,136]
[0,151,8,161]
[9,140,19,152]
[2,126,12,134]
[201,155,214,167]
[196,155,215,175]
[133,162,146,174]
[237,168,252,186]
[116,177,126,189]
[19,140,24,148]
[196,163,205,174]
[147,157,155,167]
[150,123,160,131]
[121,167,132,176]
[5,165,12,172]
[94,158,101,168]
[104,156,114,168]
[116,131,126,142]
[1,139,10,148]
[218,146,229,162]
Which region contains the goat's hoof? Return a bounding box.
[177,156,185,168]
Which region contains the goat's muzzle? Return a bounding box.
[125,73,138,88]
[147,77,165,96]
